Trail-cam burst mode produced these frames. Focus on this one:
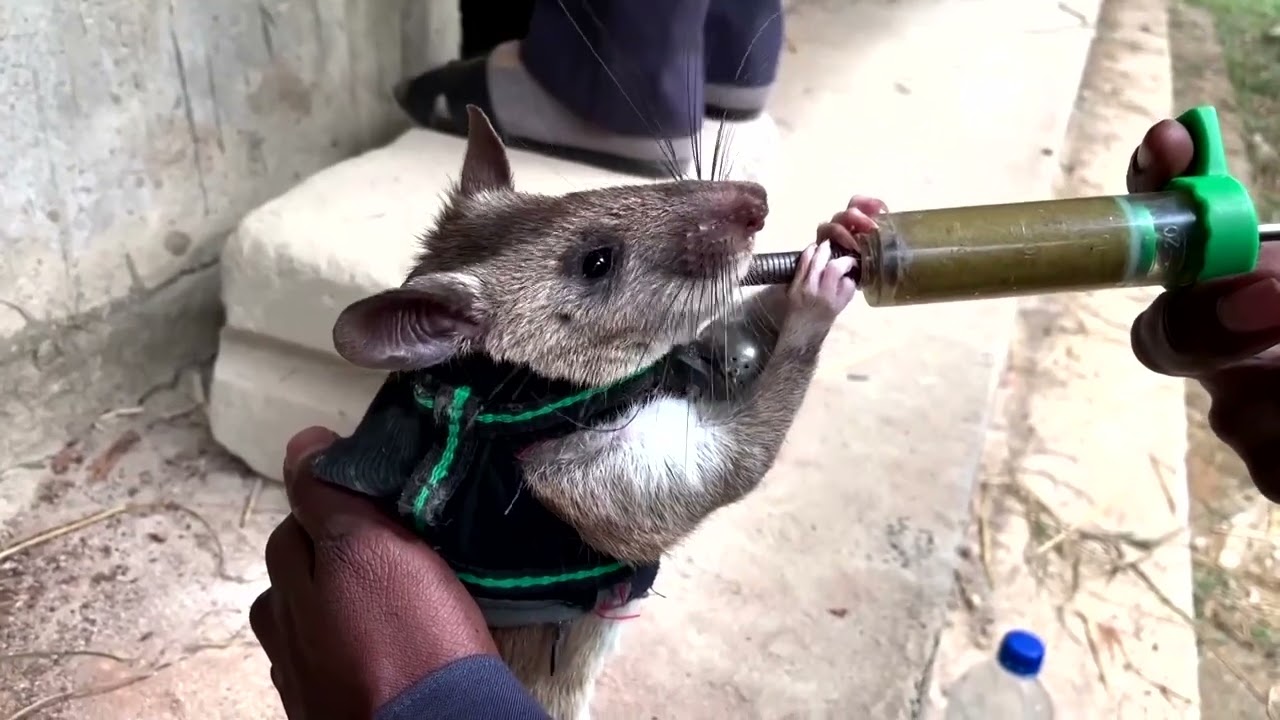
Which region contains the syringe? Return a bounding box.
[744,106,1271,306]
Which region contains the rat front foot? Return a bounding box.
[815,195,890,252]
[781,240,859,344]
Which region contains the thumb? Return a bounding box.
[283,426,339,479]
[282,426,404,540]
[1132,274,1280,377]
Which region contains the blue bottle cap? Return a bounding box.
[997,629,1046,678]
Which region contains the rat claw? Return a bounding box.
[847,195,889,217]
[817,220,858,250]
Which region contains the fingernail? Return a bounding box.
[1135,143,1152,172]
[1217,278,1280,333]
[284,426,338,477]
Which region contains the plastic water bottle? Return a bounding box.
[944,629,1054,719]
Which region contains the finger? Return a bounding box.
[283,430,400,542]
[808,241,832,296]
[270,664,305,720]
[791,243,817,294]
[1242,452,1280,504]
[264,514,315,589]
[249,589,281,660]
[1202,374,1280,504]
[283,426,339,481]
[1217,277,1280,333]
[817,220,859,251]
[847,195,889,216]
[821,256,857,297]
[1130,273,1280,377]
[836,276,859,307]
[833,208,878,234]
[1126,119,1194,193]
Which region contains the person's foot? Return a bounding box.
[704,82,773,122]
[394,41,697,178]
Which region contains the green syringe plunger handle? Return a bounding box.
[1159,105,1261,283]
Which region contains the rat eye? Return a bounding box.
[580,248,614,280]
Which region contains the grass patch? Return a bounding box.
[1186,0,1280,217]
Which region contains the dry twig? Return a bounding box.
[0,501,255,583]
[85,430,141,483]
[240,477,264,529]
[0,506,130,564]
[3,635,254,720]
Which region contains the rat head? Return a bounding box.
[332,105,768,386]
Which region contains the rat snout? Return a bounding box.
[671,181,769,279]
[724,181,769,234]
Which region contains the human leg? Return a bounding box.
[395,0,711,176]
[703,0,784,120]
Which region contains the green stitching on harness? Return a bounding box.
[411,385,471,529]
[476,365,649,422]
[412,363,652,422]
[454,561,627,589]
[408,362,656,583]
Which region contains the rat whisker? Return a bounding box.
[686,49,702,181]
[563,0,685,179]
[712,13,779,182]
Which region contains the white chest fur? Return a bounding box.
[526,393,730,493]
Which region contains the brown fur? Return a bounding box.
[331,106,842,718]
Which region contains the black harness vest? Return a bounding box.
[310,351,707,626]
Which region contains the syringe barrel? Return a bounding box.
[858,192,1204,307]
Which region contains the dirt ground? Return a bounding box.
[1167,0,1280,716]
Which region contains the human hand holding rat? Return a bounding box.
[1126,120,1280,502]
[249,426,503,719]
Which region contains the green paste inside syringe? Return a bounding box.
[856,192,1202,307]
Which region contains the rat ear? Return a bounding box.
[332,275,485,371]
[458,104,513,196]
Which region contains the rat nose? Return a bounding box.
[723,181,769,233]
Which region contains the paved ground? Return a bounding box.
[0,1,1120,718]
[925,0,1203,715]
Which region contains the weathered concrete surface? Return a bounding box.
[1,0,1115,718]
[923,0,1202,716]
[204,0,1102,717]
[0,0,458,469]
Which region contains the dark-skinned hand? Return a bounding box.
[1127,120,1280,503]
[249,426,498,719]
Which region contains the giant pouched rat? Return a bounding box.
[313,105,876,720]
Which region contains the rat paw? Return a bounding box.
[786,240,858,332]
[816,195,888,250]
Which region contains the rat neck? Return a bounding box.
[409,351,661,413]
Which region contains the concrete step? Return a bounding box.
[208,0,1108,715]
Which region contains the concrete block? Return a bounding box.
[210,118,780,481]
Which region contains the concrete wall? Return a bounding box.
[0,0,458,464]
